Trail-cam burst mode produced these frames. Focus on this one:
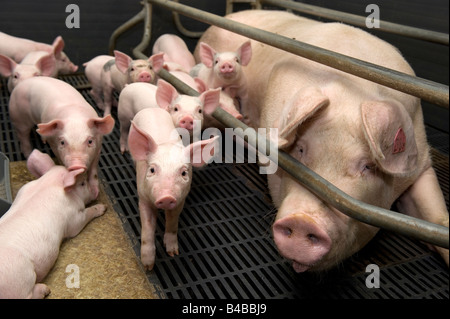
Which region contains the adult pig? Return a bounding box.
[98,50,164,115]
[152,34,196,73]
[118,79,220,153]
[128,108,219,270]
[0,52,55,92]
[0,149,106,299]
[0,32,78,74]
[8,77,115,200]
[196,10,449,271]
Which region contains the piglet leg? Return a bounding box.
[66,204,107,238]
[29,283,51,299]
[164,204,183,257]
[139,201,158,271]
[397,166,449,265]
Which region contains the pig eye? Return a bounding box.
[214,59,219,65]
[181,171,187,177]
[13,73,19,79]
[361,162,376,175]
[130,67,135,72]
[174,107,179,112]
[87,139,93,146]
[60,140,65,146]
[150,167,155,173]
[198,109,202,114]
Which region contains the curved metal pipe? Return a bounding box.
[108,8,146,55]
[147,0,448,108]
[158,67,449,249]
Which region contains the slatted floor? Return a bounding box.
[1,74,448,299]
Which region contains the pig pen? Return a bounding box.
[0,0,449,299]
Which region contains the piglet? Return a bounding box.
[118,79,220,153]
[8,77,115,199]
[0,52,55,92]
[98,50,164,115]
[190,40,252,111]
[129,108,219,270]
[0,32,78,74]
[83,55,115,110]
[0,149,106,299]
[152,34,196,73]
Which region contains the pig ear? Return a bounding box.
[26,149,55,178]
[51,36,65,58]
[361,100,418,176]
[63,168,85,191]
[114,50,132,74]
[156,79,178,110]
[36,119,64,137]
[148,52,164,73]
[36,53,56,77]
[194,77,207,93]
[88,114,115,135]
[237,41,252,66]
[184,136,220,167]
[200,88,221,116]
[276,86,329,149]
[199,42,216,68]
[0,54,16,77]
[128,121,158,161]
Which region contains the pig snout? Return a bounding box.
[273,213,331,273]
[155,195,177,210]
[220,62,234,74]
[179,115,194,131]
[138,71,152,82]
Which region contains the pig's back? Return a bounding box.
[133,108,180,145]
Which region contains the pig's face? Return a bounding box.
[7,64,42,91]
[270,84,419,272]
[114,51,164,85]
[55,51,78,74]
[144,143,193,210]
[37,115,115,172]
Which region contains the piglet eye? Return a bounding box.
[181,170,187,177]
[60,140,65,146]
[174,107,178,112]
[150,167,155,174]
[198,109,202,114]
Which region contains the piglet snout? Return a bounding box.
[156,195,177,210]
[273,213,331,273]
[220,62,234,74]
[179,115,194,131]
[138,71,152,82]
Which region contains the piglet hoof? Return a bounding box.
[164,233,179,257]
[141,251,156,271]
[88,204,107,218]
[30,283,51,299]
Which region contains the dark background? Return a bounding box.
[0,0,448,131]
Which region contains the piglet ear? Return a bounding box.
[200,88,221,116]
[361,100,418,176]
[36,119,64,137]
[156,79,178,111]
[36,53,56,77]
[63,168,85,191]
[88,114,115,135]
[148,52,164,73]
[26,149,55,178]
[128,121,158,161]
[114,50,132,74]
[0,54,16,77]
[51,36,65,58]
[237,40,252,66]
[199,42,216,68]
[184,136,220,167]
[194,77,207,93]
[276,86,329,149]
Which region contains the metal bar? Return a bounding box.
[260,0,449,45]
[172,0,204,38]
[147,0,448,108]
[158,68,449,249]
[108,8,146,55]
[132,1,153,59]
